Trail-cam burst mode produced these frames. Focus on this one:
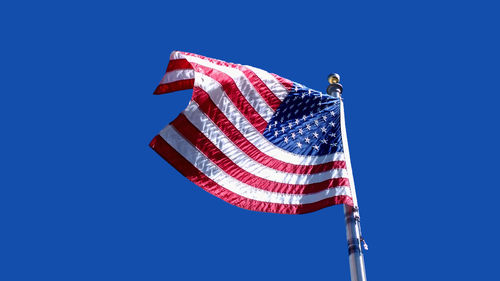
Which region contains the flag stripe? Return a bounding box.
[160,69,194,84]
[246,66,290,101]
[238,67,282,110]
[191,87,346,169]
[154,79,194,95]
[172,51,288,106]
[170,114,350,194]
[150,134,353,214]
[271,73,294,91]
[166,59,192,72]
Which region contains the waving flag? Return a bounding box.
[150,51,355,214]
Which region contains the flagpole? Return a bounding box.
[327,74,367,281]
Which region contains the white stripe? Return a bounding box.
[245,65,289,101]
[193,73,344,165]
[171,106,347,184]
[160,69,194,84]
[170,52,275,122]
[340,100,356,203]
[161,125,351,204]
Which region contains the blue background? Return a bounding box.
[2,1,499,280]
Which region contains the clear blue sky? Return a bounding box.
[2,1,499,280]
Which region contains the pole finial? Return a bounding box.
[328,73,340,84]
[326,73,343,97]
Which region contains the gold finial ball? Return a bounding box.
[328,73,340,84]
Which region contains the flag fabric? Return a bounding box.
[150,51,356,214]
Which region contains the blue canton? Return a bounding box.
[263,83,343,156]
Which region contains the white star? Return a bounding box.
[274,121,278,126]
[313,145,320,151]
[314,120,319,126]
[288,123,293,129]
[274,131,279,137]
[313,132,319,138]
[329,132,336,137]
[301,93,306,99]
[302,115,307,121]
[306,124,312,130]
[330,111,336,116]
[298,128,304,135]
[291,132,296,139]
[295,119,300,125]
[329,121,335,127]
[320,127,327,133]
[319,92,323,99]
[281,127,286,133]
[330,142,337,147]
[322,116,328,121]
[320,139,328,144]
[296,142,302,148]
[284,136,289,143]
[308,89,312,95]
[305,137,311,143]
[310,112,314,117]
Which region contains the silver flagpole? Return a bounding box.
[327,74,367,281]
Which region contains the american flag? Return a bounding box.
[150,51,355,214]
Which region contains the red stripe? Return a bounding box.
[171,114,349,194]
[166,59,192,72]
[154,59,194,95]
[153,79,194,95]
[271,73,294,91]
[188,62,268,132]
[192,87,346,174]
[238,66,281,110]
[149,135,353,214]
[176,52,285,109]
